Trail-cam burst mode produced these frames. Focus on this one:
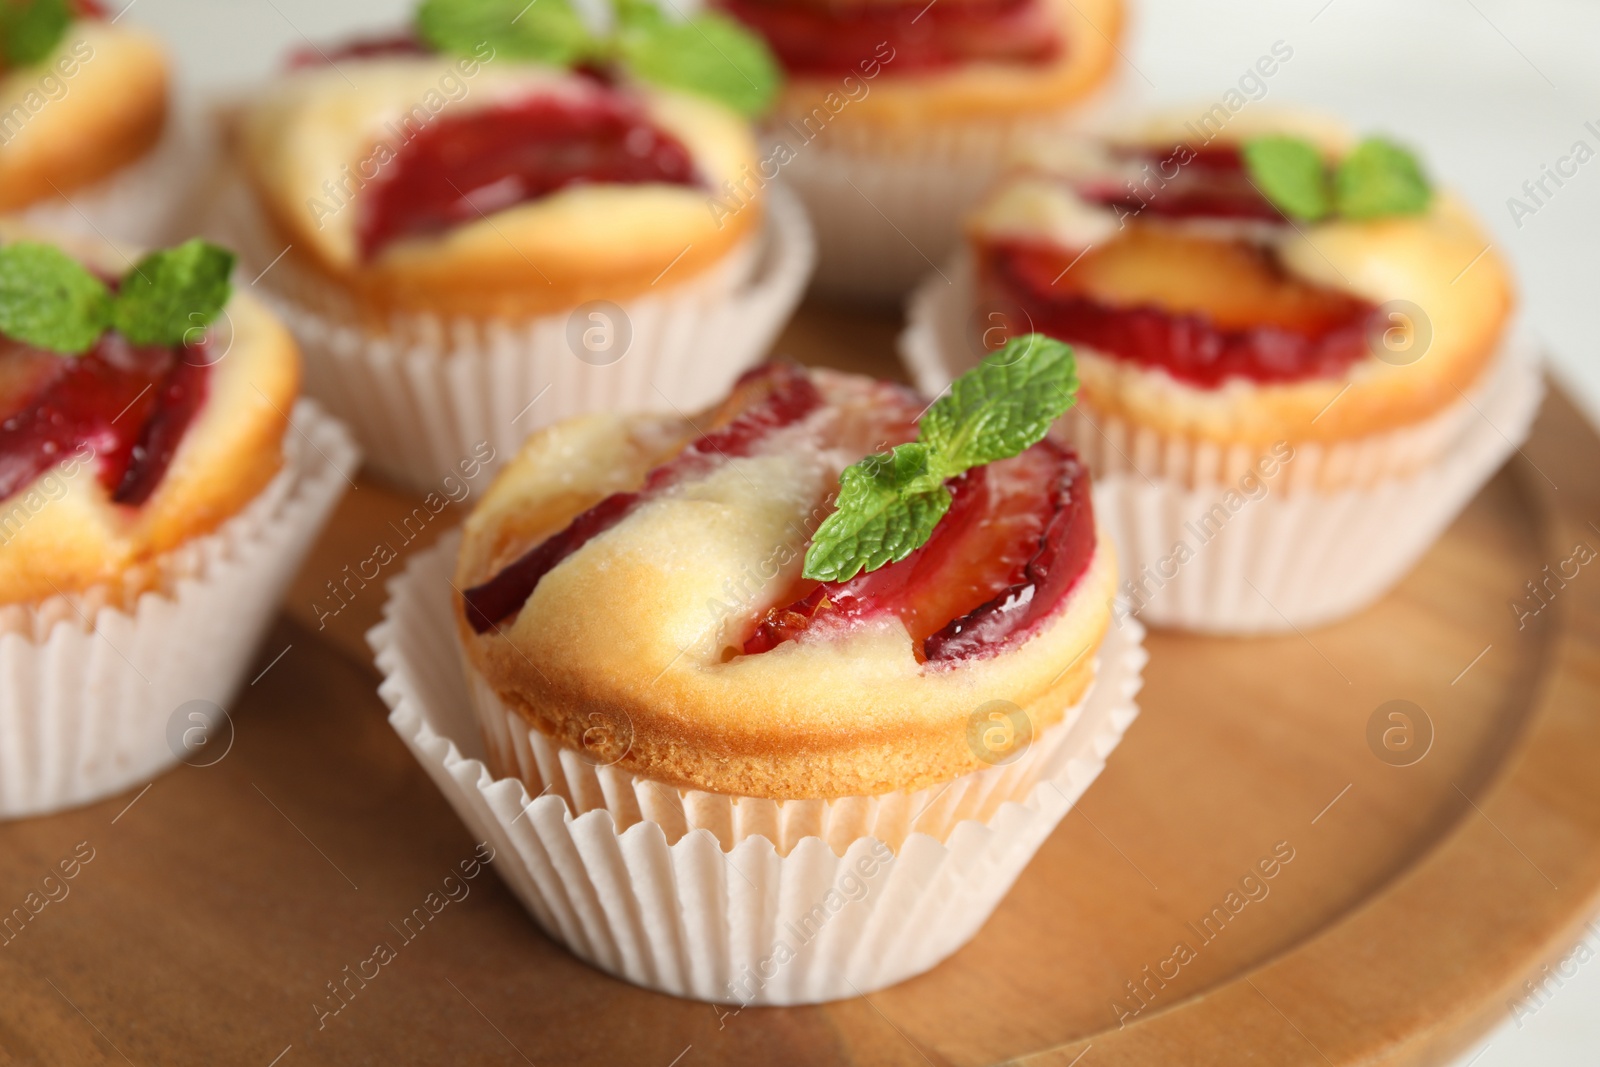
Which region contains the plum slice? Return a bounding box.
[977,230,1376,388]
[744,438,1095,664]
[462,363,824,634]
[1076,144,1288,223]
[715,0,1061,77]
[358,91,700,260]
[0,336,210,507]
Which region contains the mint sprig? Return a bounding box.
[0,239,235,356]
[1243,134,1432,222]
[614,0,780,118]
[0,244,112,354]
[0,0,74,68]
[803,335,1079,584]
[804,444,953,584]
[1241,137,1329,222]
[113,241,238,347]
[417,0,592,66]
[415,0,780,117]
[1334,138,1431,220]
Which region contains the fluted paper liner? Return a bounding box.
[773,99,1117,301]
[901,262,1547,632]
[778,137,1010,302]
[371,536,1145,1004]
[220,177,815,494]
[468,647,1097,856]
[0,402,359,819]
[21,104,213,249]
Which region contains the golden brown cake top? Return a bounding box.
[238,55,764,318]
[736,0,1122,135]
[455,361,1115,799]
[0,19,169,211]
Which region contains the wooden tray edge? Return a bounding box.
[1011,382,1600,1067]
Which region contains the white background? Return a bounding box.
[121,0,1600,1062]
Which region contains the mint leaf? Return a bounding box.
[615,9,779,117]
[0,0,74,68]
[112,240,235,348]
[1335,137,1431,220]
[1242,136,1331,221]
[921,334,1079,479]
[0,239,235,355]
[417,0,596,66]
[802,334,1080,584]
[612,0,663,30]
[802,444,952,583]
[1245,134,1432,222]
[413,0,781,115]
[0,243,111,355]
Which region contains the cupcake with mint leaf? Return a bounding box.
[223,0,812,493]
[372,335,1145,1003]
[0,226,356,818]
[903,110,1543,631]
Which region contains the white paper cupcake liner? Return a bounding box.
[772,106,1102,302]
[901,264,1547,632]
[1092,345,1543,631]
[0,402,359,819]
[19,102,213,249]
[467,618,1115,857]
[219,178,815,494]
[371,534,1145,1004]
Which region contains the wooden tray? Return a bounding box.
[4,302,1598,1067]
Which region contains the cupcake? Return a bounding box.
[715,0,1122,299]
[373,336,1147,1003]
[0,226,357,817]
[223,0,813,492]
[902,110,1545,631]
[1,1,198,246]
